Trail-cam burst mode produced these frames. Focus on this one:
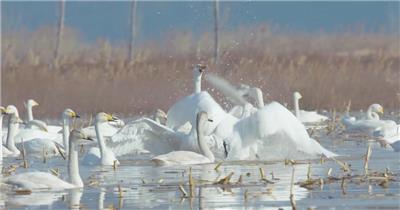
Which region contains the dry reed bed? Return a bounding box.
[2,26,399,118]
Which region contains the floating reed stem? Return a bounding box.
[290,166,296,210]
[364,145,372,176]
[306,163,312,181]
[188,167,195,197]
[214,162,222,171]
[259,168,265,179]
[118,185,123,198]
[113,160,118,171]
[20,139,29,168]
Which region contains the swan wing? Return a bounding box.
[14,129,61,144]
[108,118,180,156]
[254,102,336,158]
[167,91,228,135]
[15,138,64,157]
[152,151,211,166]
[298,110,329,123]
[5,172,75,190]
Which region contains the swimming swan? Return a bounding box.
[373,124,400,152]
[0,106,12,161]
[293,92,329,124]
[15,109,80,157]
[82,112,120,166]
[5,105,61,144]
[341,104,394,134]
[4,129,93,190]
[24,99,63,133]
[151,111,215,166]
[82,115,125,139]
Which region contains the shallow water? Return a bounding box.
[1,113,399,210]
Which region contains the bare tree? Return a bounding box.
[213,0,219,65]
[54,0,65,68]
[128,0,137,64]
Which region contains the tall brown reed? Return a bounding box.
[2,25,399,118]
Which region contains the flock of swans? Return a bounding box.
[0,64,398,191]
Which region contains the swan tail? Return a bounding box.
[205,74,248,106]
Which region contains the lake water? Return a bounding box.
[1,113,399,209]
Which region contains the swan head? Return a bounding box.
[5,105,19,116]
[369,104,384,114]
[63,109,80,119]
[95,112,118,123]
[25,99,39,108]
[294,92,302,99]
[154,109,167,124]
[194,64,207,77]
[237,84,252,97]
[196,111,213,131]
[0,106,6,115]
[70,129,94,142]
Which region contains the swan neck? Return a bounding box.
[253,88,264,108]
[0,116,2,162]
[293,94,300,118]
[68,138,83,187]
[95,122,106,158]
[196,118,214,162]
[63,116,70,153]
[194,74,202,94]
[0,115,3,137]
[27,106,33,121]
[6,116,19,152]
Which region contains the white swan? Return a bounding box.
[341,104,394,134]
[166,64,231,136]
[373,124,400,152]
[82,115,125,139]
[1,106,18,160]
[109,115,227,159]
[151,111,215,166]
[229,84,264,119]
[24,99,63,134]
[4,105,61,144]
[293,92,329,124]
[3,105,25,156]
[14,109,80,156]
[206,74,337,160]
[82,112,120,166]
[4,129,93,190]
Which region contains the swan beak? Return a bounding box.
[80,133,94,141]
[0,107,5,114]
[33,100,39,106]
[71,111,80,118]
[198,64,207,73]
[85,136,94,141]
[208,119,213,122]
[16,117,24,124]
[379,108,384,114]
[106,113,117,122]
